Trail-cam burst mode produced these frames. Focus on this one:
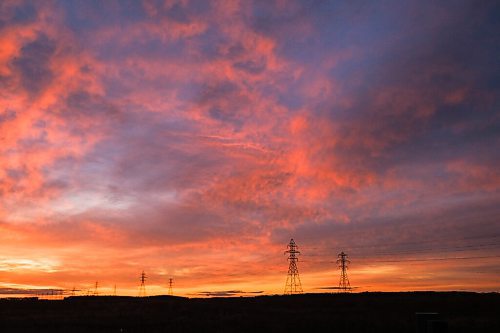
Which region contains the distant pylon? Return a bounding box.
[168,278,173,296]
[94,281,99,296]
[113,284,117,296]
[284,238,303,294]
[139,271,147,297]
[337,251,351,292]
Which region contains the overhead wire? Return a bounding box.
[307,233,500,252]
[296,234,500,264]
[368,254,500,263]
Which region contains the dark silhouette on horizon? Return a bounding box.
[0,292,498,332]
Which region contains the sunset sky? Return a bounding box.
[1,0,499,297]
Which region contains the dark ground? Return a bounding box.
[0,292,498,332]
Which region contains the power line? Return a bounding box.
[351,243,500,258]
[301,242,500,259]
[260,233,500,261]
[353,242,499,253]
[307,233,500,252]
[368,255,500,263]
[300,253,500,265]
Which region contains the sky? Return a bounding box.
[0,0,499,297]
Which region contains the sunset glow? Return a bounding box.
[0,0,499,297]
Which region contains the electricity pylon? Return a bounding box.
[94,281,99,296]
[284,238,303,294]
[139,271,147,297]
[337,251,351,292]
[168,278,173,296]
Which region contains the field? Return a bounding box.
[0,292,498,332]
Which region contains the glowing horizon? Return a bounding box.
[0,0,499,297]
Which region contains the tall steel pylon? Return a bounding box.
[284,238,303,294]
[139,271,147,297]
[168,278,173,296]
[94,281,99,296]
[337,251,351,292]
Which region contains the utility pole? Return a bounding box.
[337,251,351,292]
[113,284,117,296]
[139,271,147,297]
[168,278,173,296]
[284,238,303,294]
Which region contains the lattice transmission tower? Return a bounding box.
[337,251,351,292]
[139,271,147,297]
[168,278,173,296]
[284,238,303,294]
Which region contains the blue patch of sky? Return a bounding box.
[58,0,149,32]
[11,2,37,23]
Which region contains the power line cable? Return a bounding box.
[300,254,500,264]
[351,243,500,258]
[301,243,500,258]
[369,255,500,263]
[309,233,500,251]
